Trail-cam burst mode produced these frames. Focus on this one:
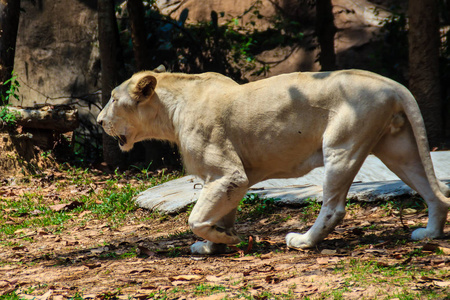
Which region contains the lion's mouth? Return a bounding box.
[118,135,127,146]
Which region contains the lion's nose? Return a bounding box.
[97,112,104,126]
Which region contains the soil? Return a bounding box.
[0,168,449,299]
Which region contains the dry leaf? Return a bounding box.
[49,200,83,212]
[137,245,155,257]
[434,281,450,287]
[39,290,53,300]
[320,249,337,255]
[83,262,101,269]
[422,243,439,252]
[78,211,91,218]
[65,240,79,246]
[440,247,450,255]
[205,275,223,282]
[316,257,329,264]
[230,256,255,261]
[139,284,157,289]
[197,292,229,300]
[169,274,203,281]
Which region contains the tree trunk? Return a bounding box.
[98,0,127,168]
[127,0,151,70]
[315,0,337,71]
[408,0,442,147]
[126,0,180,170]
[0,0,21,103]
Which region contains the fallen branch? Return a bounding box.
[6,105,79,132]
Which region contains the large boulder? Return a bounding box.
[12,0,100,110]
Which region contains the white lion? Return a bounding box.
[97,67,450,254]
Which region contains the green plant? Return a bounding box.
[0,71,21,128]
[238,193,279,219]
[1,70,20,105]
[0,290,20,300]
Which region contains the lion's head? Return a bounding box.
[97,69,163,152]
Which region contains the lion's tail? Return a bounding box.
[396,84,450,207]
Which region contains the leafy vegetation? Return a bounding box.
[0,166,180,239]
[118,0,306,82]
[0,71,20,127]
[238,193,279,219]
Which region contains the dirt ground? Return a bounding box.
[0,168,449,300]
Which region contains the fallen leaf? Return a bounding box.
[205,275,223,282]
[83,262,101,269]
[402,208,417,215]
[49,200,83,212]
[40,290,53,300]
[139,284,157,289]
[420,275,441,282]
[365,248,387,255]
[265,274,281,284]
[440,247,450,255]
[422,243,439,252]
[12,246,28,251]
[30,209,44,215]
[90,247,109,255]
[243,264,274,276]
[169,275,203,282]
[229,245,245,257]
[320,249,337,255]
[316,257,329,264]
[78,211,91,218]
[434,281,450,287]
[129,268,152,274]
[197,292,229,300]
[65,240,79,246]
[230,256,255,261]
[137,245,155,257]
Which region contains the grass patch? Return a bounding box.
[0,167,181,238]
[0,290,20,300]
[238,193,279,219]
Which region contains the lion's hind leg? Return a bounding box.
[189,171,249,255]
[287,145,370,249]
[372,125,448,240]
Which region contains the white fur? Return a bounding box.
[98,69,449,254]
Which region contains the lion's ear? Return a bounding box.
[134,75,157,100]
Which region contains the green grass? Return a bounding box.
[238,193,279,219]
[0,167,181,238]
[0,291,20,300]
[331,258,449,299]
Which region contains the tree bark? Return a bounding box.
[0,0,21,102]
[98,0,127,168]
[315,0,337,71]
[127,0,151,70]
[7,106,79,132]
[126,0,180,170]
[408,0,442,147]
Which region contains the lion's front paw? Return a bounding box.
[190,241,227,255]
[285,232,315,249]
[411,228,443,241]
